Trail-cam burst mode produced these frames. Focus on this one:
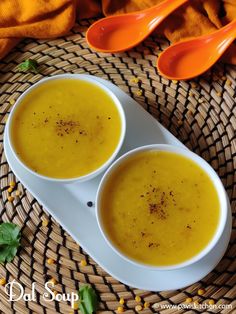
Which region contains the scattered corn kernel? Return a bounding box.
[119,298,125,305]
[48,278,57,285]
[216,92,222,97]
[117,306,124,313]
[185,297,193,303]
[130,77,140,84]
[135,295,141,302]
[172,80,178,84]
[15,190,21,197]
[189,91,194,97]
[80,259,87,267]
[53,290,58,296]
[198,288,205,296]
[9,181,16,188]
[136,89,143,96]
[177,120,183,126]
[42,219,49,227]
[7,196,14,202]
[194,300,199,306]
[47,258,55,265]
[198,98,203,103]
[0,278,6,286]
[226,79,232,86]
[7,187,13,193]
[73,302,79,310]
[209,299,215,305]
[135,305,143,311]
[144,302,150,308]
[9,99,15,106]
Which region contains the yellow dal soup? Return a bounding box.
[101,151,220,266]
[11,79,122,179]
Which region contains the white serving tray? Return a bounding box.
[4,75,232,291]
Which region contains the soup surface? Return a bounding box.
[101,151,220,266]
[11,79,122,178]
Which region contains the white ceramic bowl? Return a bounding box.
[96,144,228,271]
[7,74,126,183]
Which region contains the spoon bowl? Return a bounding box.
[86,0,188,53]
[157,19,236,80]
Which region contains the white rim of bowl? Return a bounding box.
[7,74,126,183]
[96,144,228,271]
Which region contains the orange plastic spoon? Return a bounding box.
[86,0,188,53]
[157,19,236,80]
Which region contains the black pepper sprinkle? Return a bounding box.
[87,201,93,207]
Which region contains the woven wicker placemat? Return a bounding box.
[0,20,235,314]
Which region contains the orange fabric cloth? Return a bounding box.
[0,0,235,65]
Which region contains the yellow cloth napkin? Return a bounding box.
[0,0,235,65]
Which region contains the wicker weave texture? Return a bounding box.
[0,20,235,314]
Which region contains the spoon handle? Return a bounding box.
[220,19,236,37]
[216,20,236,54]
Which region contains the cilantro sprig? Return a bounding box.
[0,223,21,263]
[78,285,98,314]
[18,59,39,73]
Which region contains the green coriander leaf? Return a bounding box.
[18,59,39,73]
[0,223,21,263]
[78,285,98,314]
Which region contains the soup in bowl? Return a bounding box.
[96,144,227,270]
[7,75,126,183]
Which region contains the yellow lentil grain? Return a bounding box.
[189,91,194,97]
[135,305,143,312]
[190,82,197,88]
[15,190,21,197]
[194,300,199,306]
[73,302,79,310]
[144,302,150,308]
[209,299,215,305]
[9,181,16,188]
[135,296,141,302]
[185,297,193,303]
[198,288,205,296]
[216,92,222,97]
[130,77,140,84]
[117,306,124,313]
[119,298,125,305]
[7,187,13,193]
[10,99,15,106]
[8,196,14,202]
[53,290,58,296]
[47,258,55,265]
[80,259,87,267]
[0,278,6,286]
[48,278,57,285]
[136,89,143,96]
[172,80,178,84]
[42,219,49,227]
[226,79,232,86]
